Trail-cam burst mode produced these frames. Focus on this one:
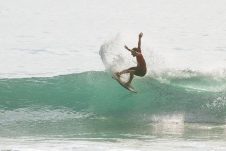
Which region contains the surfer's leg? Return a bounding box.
[118,67,136,85]
[117,67,136,76]
[117,69,129,75]
[125,70,135,85]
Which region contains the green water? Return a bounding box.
[0,71,226,138]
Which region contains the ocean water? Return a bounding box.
[1,0,226,150]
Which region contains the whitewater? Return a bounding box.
[1,0,226,150]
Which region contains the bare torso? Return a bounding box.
[135,53,146,76]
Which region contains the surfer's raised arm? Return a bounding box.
[138,32,143,52]
[124,45,132,52]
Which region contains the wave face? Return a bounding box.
[0,71,226,122]
[0,71,226,138]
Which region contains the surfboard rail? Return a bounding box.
[112,73,137,93]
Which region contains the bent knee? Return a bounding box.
[135,71,146,77]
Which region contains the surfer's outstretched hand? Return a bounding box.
[139,32,143,38]
[124,45,130,51]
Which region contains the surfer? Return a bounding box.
[116,32,147,85]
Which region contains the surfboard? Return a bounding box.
[112,73,137,93]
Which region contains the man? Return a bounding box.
[116,32,147,85]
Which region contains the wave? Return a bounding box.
[0,71,226,124]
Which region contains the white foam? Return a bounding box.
[0,107,91,124]
[1,137,226,151]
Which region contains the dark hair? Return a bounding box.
[132,48,138,52]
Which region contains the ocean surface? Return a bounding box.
[1,0,226,150]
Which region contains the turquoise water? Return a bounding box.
[0,71,226,140]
